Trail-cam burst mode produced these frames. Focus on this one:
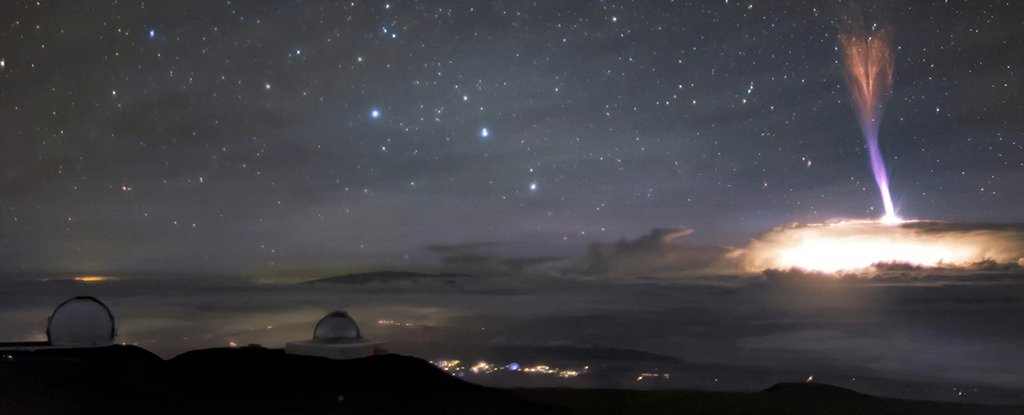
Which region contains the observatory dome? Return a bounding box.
[313,311,362,343]
[286,310,382,359]
[47,296,116,347]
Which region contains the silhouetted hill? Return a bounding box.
[0,345,1019,414]
[0,345,165,414]
[0,345,540,415]
[304,271,473,285]
[763,381,868,397]
[517,383,1022,415]
[168,347,534,414]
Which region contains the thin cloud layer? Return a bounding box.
[427,243,564,276]
[568,228,728,278]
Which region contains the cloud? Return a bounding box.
[426,243,564,276]
[419,221,1024,280]
[568,228,729,278]
[729,220,1024,275]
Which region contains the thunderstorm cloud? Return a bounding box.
[730,220,1024,275]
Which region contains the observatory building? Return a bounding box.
[0,296,117,350]
[285,311,383,360]
[47,296,117,347]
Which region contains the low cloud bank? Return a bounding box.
[557,221,1024,279]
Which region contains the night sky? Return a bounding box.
[0,1,1021,275]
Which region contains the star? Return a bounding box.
[370,108,381,119]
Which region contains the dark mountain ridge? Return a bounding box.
[0,345,1019,415]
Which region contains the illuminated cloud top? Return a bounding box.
[732,220,1024,274]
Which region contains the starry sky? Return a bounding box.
[0,0,1020,275]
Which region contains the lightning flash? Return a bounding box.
[841,29,898,223]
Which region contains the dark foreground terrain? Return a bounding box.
[0,346,1019,415]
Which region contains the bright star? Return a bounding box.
[370,108,381,119]
[529,182,538,191]
[148,29,155,39]
[480,128,489,138]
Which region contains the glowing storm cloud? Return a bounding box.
[841,29,898,222]
[733,220,1024,274]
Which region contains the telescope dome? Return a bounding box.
[47,296,116,347]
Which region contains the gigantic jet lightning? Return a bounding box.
[840,28,898,223]
[729,24,1024,274]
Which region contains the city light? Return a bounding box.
[430,358,588,379]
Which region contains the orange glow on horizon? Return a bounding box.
[74,275,114,283]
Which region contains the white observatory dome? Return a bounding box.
[47,296,116,347]
[313,311,362,343]
[286,310,382,359]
